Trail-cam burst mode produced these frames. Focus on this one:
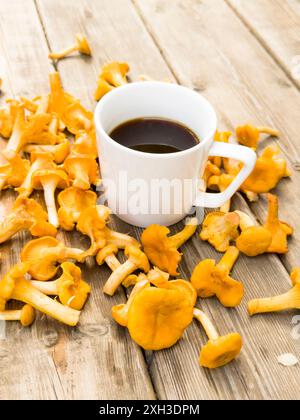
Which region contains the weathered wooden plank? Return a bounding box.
[0,0,155,400]
[37,0,300,399]
[227,0,300,89]
[134,0,300,272]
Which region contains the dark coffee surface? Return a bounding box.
[110,118,199,154]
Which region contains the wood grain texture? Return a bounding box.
[0,0,155,401]
[227,0,300,89]
[36,0,300,399]
[134,0,300,272]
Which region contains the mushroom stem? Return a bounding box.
[11,278,80,326]
[103,260,136,296]
[193,308,219,340]
[49,45,78,60]
[217,246,240,274]
[248,285,300,315]
[169,218,198,248]
[105,229,141,249]
[71,162,90,190]
[257,127,280,137]
[42,179,59,228]
[266,193,279,225]
[0,216,31,244]
[0,304,35,326]
[235,210,256,230]
[105,254,121,272]
[30,280,58,295]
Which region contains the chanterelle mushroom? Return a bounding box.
[0,197,56,244]
[0,263,80,326]
[31,262,90,311]
[0,304,36,327]
[248,268,300,315]
[193,308,243,369]
[21,237,85,281]
[48,33,92,61]
[32,168,69,228]
[63,154,100,190]
[64,102,93,135]
[242,145,290,194]
[58,187,97,231]
[103,245,150,296]
[77,205,111,257]
[24,138,70,165]
[72,129,98,159]
[235,210,272,257]
[94,62,129,101]
[141,218,198,276]
[207,174,234,213]
[96,245,120,271]
[200,211,240,253]
[264,194,293,254]
[191,246,244,308]
[0,99,18,138]
[236,124,279,149]
[127,279,196,350]
[16,151,55,197]
[0,154,29,191]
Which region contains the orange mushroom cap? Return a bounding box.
[200,211,240,253]
[141,219,197,276]
[242,145,290,194]
[58,187,97,231]
[127,280,196,350]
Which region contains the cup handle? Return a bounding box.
[195,142,257,208]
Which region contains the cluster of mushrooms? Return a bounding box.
[0,34,297,370]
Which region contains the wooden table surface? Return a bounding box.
[1,0,300,401]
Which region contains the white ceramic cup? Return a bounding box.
[94,82,256,227]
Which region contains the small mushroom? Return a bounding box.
[0,304,36,327]
[112,279,150,327]
[248,268,300,315]
[0,99,18,138]
[72,129,98,159]
[203,161,221,191]
[264,194,293,254]
[48,72,77,120]
[64,102,93,135]
[103,245,150,296]
[242,145,290,194]
[96,245,120,271]
[191,246,243,307]
[0,196,56,244]
[0,154,30,191]
[3,105,54,158]
[76,205,111,257]
[31,262,90,311]
[48,34,92,61]
[212,130,232,167]
[16,151,55,197]
[21,237,85,281]
[63,154,100,190]
[207,174,234,213]
[23,138,70,164]
[94,62,129,101]
[32,168,69,227]
[193,308,243,369]
[141,218,198,276]
[0,263,80,326]
[236,124,280,149]
[200,211,240,253]
[235,210,272,257]
[58,187,97,231]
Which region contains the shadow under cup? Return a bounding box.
[94,82,217,227]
